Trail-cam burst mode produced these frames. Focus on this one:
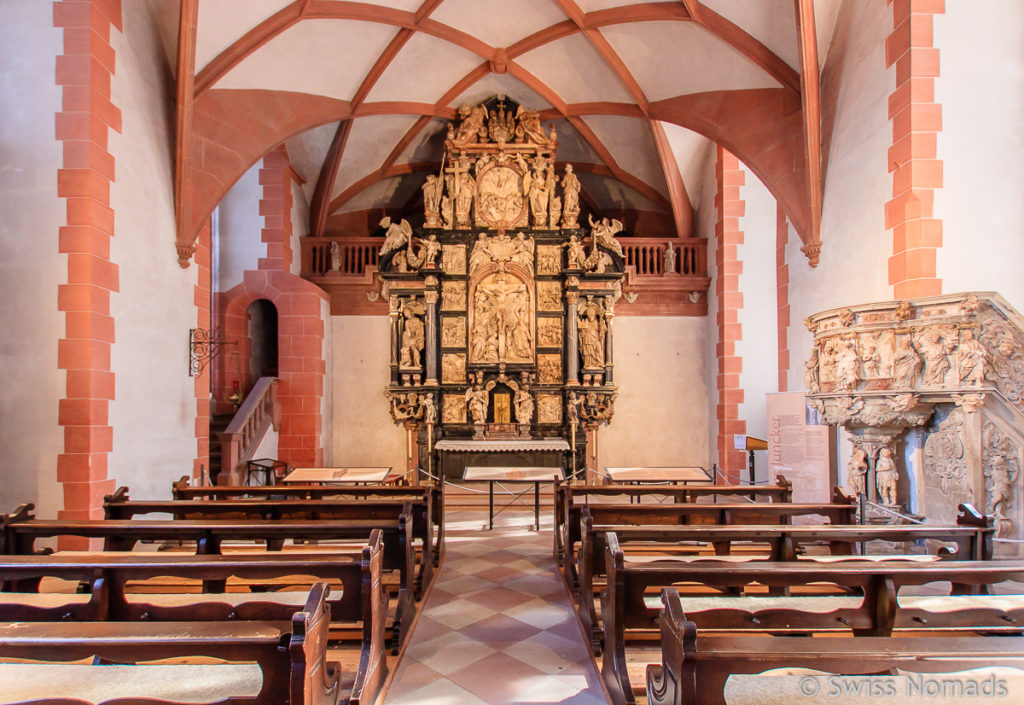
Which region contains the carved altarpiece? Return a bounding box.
[379,98,624,480]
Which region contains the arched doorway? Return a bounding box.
[247,299,278,381]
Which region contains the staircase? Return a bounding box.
[207,412,234,484]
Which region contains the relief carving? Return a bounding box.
[442,394,467,424]
[923,408,969,497]
[441,317,466,348]
[982,421,1021,538]
[441,281,466,311]
[981,321,1024,405]
[537,281,562,312]
[536,245,561,276]
[957,327,986,386]
[538,354,562,384]
[893,335,922,388]
[537,393,562,424]
[469,272,533,364]
[918,326,956,387]
[441,244,466,275]
[441,353,466,384]
[537,317,563,348]
[475,162,526,229]
[803,348,820,394]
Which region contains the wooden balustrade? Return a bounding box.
[621,238,706,277]
[302,236,380,277]
[219,376,280,485]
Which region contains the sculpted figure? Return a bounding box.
[440,194,454,229]
[663,242,676,274]
[515,105,552,146]
[419,234,441,268]
[469,233,491,273]
[421,394,437,425]
[512,233,534,274]
[958,328,986,386]
[835,338,860,391]
[861,342,881,378]
[920,329,955,386]
[847,447,868,496]
[514,384,534,425]
[561,165,580,228]
[563,234,587,269]
[399,298,425,369]
[455,166,476,227]
[567,391,582,427]
[378,217,412,257]
[465,383,488,425]
[578,298,607,369]
[422,174,443,225]
[330,241,342,272]
[452,104,486,145]
[549,195,562,230]
[803,348,820,394]
[893,336,922,388]
[875,447,898,505]
[589,214,625,258]
[527,163,551,227]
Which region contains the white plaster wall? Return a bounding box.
[600,317,711,470]
[735,169,780,447]
[290,180,308,276]
[0,1,64,517]
[789,0,893,375]
[933,2,1024,311]
[329,316,405,468]
[107,2,196,500]
[217,163,262,293]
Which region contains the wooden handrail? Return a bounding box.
[302,236,381,276]
[219,376,280,485]
[620,237,707,277]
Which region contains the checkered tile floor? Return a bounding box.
[381,509,609,704]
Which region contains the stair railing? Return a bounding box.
[218,377,280,485]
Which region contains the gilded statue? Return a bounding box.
[465,383,488,425]
[399,297,426,369]
[561,164,580,228]
[875,447,898,505]
[958,328,986,386]
[893,336,922,388]
[578,297,606,370]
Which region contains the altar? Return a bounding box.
[435,438,570,482]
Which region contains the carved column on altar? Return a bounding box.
[604,296,615,384]
[424,278,439,386]
[388,295,400,386]
[565,283,580,385]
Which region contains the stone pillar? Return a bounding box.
[424,280,439,386]
[388,295,400,385]
[565,286,579,385]
[604,296,614,384]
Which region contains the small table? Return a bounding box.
[245,458,288,487]
[604,466,712,484]
[282,467,393,485]
[462,466,564,531]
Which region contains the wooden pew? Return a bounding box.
[1,503,415,652]
[105,489,435,598]
[646,587,1024,705]
[601,532,1024,705]
[172,476,445,568]
[562,492,858,587]
[553,475,793,565]
[0,582,346,705]
[575,504,994,654]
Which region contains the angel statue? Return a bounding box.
[589,214,624,258]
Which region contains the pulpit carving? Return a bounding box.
[983,421,1020,538]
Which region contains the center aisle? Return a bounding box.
[381,509,609,704]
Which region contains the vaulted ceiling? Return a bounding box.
[172,0,841,263]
